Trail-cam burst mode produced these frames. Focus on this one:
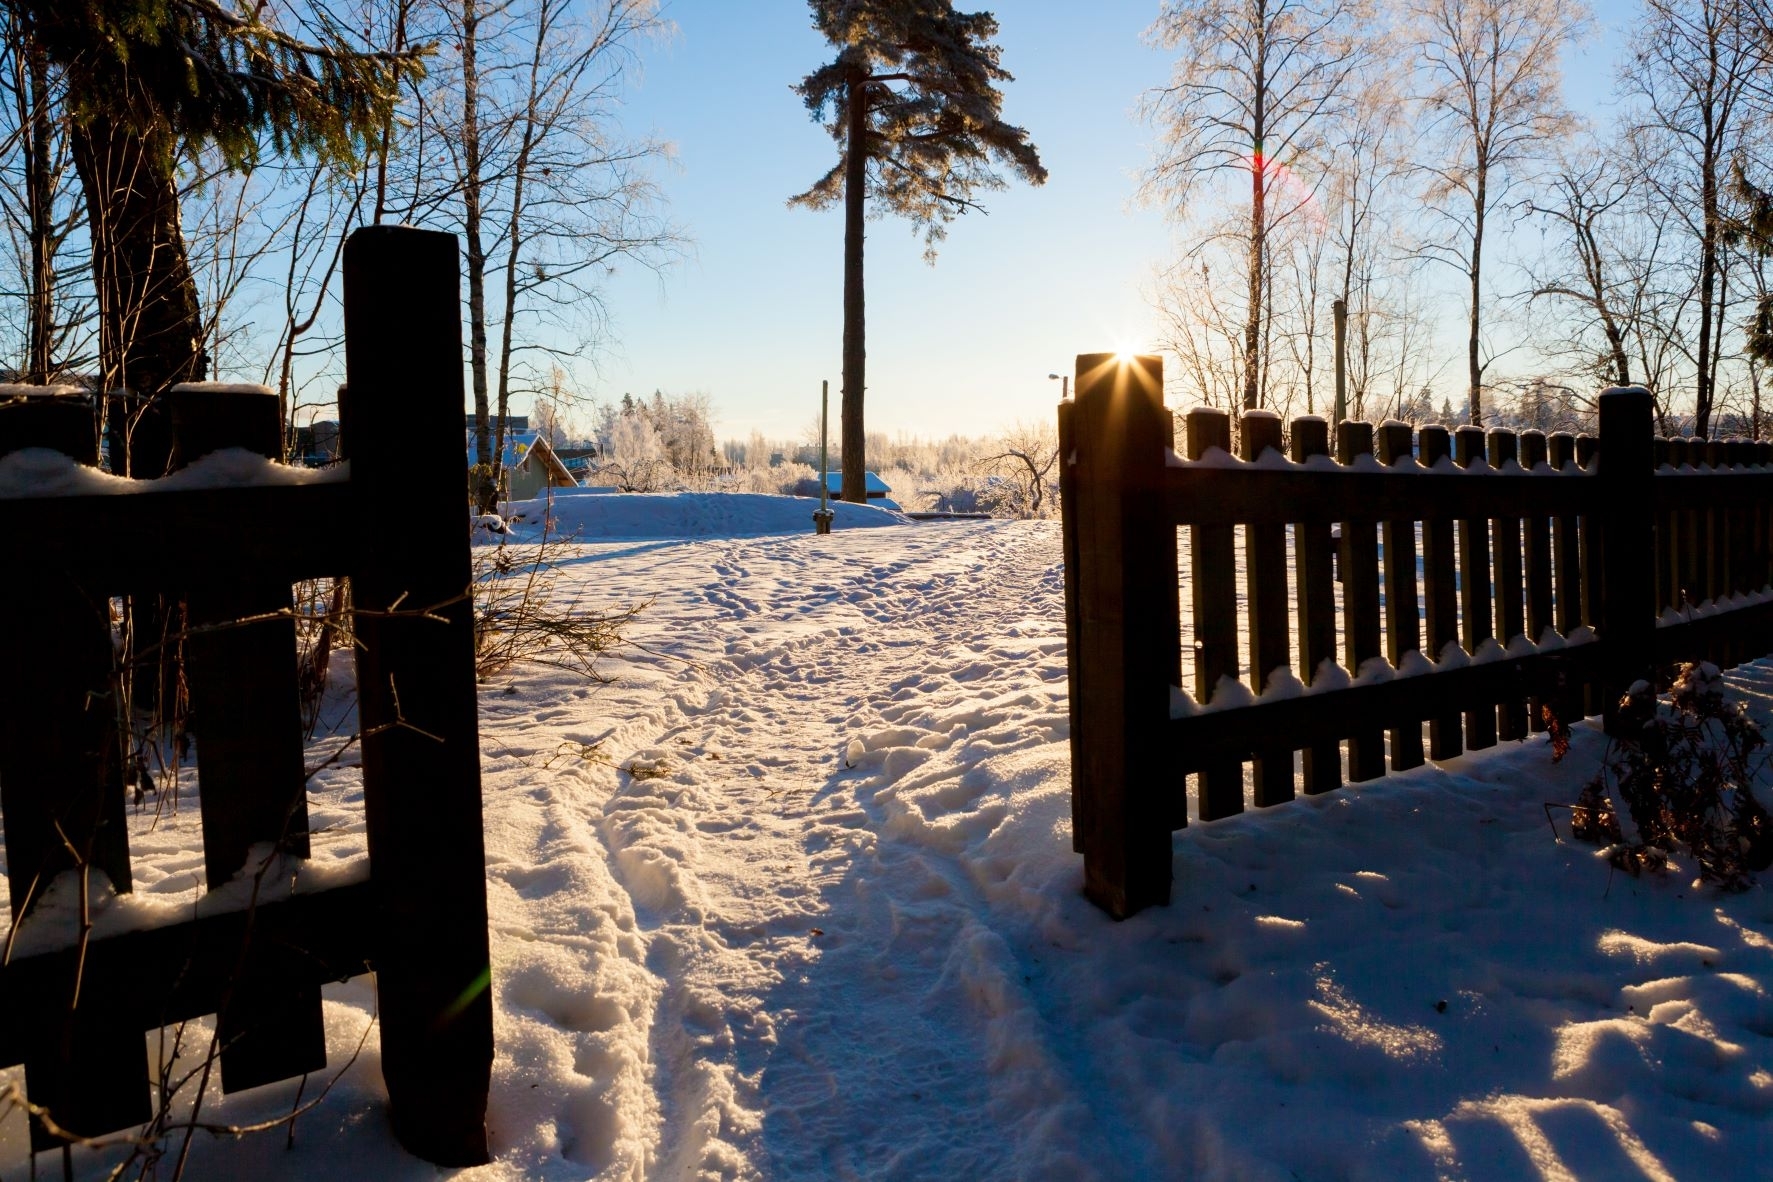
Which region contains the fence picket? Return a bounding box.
[1455,427,1498,749]
[0,392,149,1148]
[1419,427,1463,760]
[1376,422,1424,770]
[1338,421,1386,782]
[168,384,327,1094]
[1290,417,1342,793]
[1240,413,1293,805]
[1520,430,1553,733]
[1487,429,1529,741]
[1188,408,1244,817]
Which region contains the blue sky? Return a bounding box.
[591,0,1636,443]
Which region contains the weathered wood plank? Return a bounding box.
[1063,352,1174,916]
[1188,408,1243,818]
[1339,422,1385,782]
[1419,426,1463,760]
[1167,646,1608,775]
[345,225,494,1165]
[1290,418,1341,793]
[1241,413,1293,804]
[1162,465,1599,527]
[1599,389,1657,734]
[1378,422,1425,770]
[1455,427,1498,750]
[168,384,326,1095]
[0,482,357,589]
[1488,430,1529,741]
[0,393,146,1149]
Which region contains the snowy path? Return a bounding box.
[474,522,1080,1179]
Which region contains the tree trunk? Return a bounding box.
[22,36,53,383]
[462,0,495,510]
[1243,45,1266,413]
[1696,140,1719,438]
[68,113,204,476]
[1468,165,1486,427]
[840,65,868,504]
[69,110,205,716]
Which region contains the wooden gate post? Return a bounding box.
[1068,353,1172,918]
[343,225,493,1164]
[1598,387,1656,735]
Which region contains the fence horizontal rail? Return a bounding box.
[1165,645,1605,775]
[1655,469,1773,510]
[0,880,374,1066]
[17,480,357,588]
[1164,462,1604,526]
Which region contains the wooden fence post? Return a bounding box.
[1057,397,1085,852]
[0,390,148,1147]
[343,225,494,1163]
[1598,387,1656,735]
[1069,353,1172,918]
[167,384,325,1094]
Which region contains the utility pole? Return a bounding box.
[1332,298,1348,428]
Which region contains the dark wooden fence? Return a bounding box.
[1059,352,1773,919]
[0,225,493,1164]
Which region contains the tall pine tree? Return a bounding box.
[792,0,1045,502]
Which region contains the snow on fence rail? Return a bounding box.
[1057,352,1773,919]
[0,226,493,1165]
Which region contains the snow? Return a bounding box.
[4,515,1771,1180]
[495,490,908,542]
[0,447,345,498]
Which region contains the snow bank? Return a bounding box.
[495,489,909,542]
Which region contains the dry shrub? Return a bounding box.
[472,524,644,681]
[1572,662,1773,889]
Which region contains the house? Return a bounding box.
[822,470,893,499]
[467,429,578,501]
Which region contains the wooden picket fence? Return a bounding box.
[1058,352,1773,919]
[0,226,493,1164]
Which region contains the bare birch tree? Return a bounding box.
[1142,0,1369,411]
[1411,0,1587,425]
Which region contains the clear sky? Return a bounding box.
[591,0,1637,443]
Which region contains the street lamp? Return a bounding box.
[1048,372,1069,400]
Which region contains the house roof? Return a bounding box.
[822,470,892,495]
[467,430,577,488]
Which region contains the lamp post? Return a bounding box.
[813,379,834,534]
[1048,372,1069,399]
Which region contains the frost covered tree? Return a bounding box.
[791,0,1045,503]
[1142,0,1369,412]
[1411,0,1587,426]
